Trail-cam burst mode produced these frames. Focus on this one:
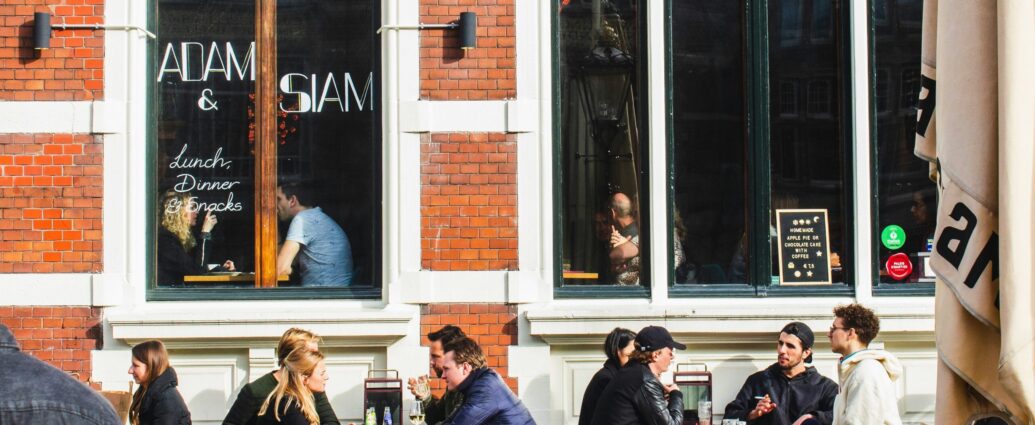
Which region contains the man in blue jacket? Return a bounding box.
[439,337,536,425]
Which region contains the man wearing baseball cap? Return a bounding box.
[722,322,839,425]
[591,326,686,425]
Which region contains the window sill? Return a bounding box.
[668,283,757,298]
[147,286,382,301]
[872,282,935,296]
[554,285,650,299]
[107,303,413,347]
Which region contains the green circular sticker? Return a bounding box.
[881,225,906,250]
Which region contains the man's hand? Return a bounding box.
[406,377,421,398]
[747,394,776,420]
[407,375,431,400]
[223,260,236,271]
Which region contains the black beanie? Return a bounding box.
[781,322,815,363]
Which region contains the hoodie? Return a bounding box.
[832,349,903,425]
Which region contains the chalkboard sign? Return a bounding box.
[776,209,832,285]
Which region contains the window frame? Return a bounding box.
[145,0,383,301]
[666,0,857,298]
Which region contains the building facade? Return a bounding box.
[1,0,936,423]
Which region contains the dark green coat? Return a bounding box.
[222,371,339,425]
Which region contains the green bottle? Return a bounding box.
[364,407,376,425]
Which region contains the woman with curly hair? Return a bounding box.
[157,190,234,286]
[256,348,329,425]
[128,340,191,425]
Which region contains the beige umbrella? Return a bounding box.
[918,0,1035,423]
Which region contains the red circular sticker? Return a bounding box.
[886,253,913,281]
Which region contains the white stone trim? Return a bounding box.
[850,0,875,300]
[107,304,416,346]
[0,274,94,305]
[398,270,537,303]
[0,101,124,134]
[398,100,536,133]
[526,296,935,345]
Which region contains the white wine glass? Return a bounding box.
[409,399,425,425]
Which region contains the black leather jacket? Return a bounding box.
[590,362,683,425]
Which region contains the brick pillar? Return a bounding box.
[421,133,517,271]
[421,303,519,394]
[0,306,103,383]
[0,134,103,273]
[419,0,516,100]
[1,2,106,101]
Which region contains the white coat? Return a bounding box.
[832,349,903,425]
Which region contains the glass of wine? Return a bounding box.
[409,400,425,425]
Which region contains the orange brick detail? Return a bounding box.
[0,306,103,383]
[421,133,517,271]
[0,3,105,101]
[419,0,516,100]
[0,134,103,273]
[421,304,519,395]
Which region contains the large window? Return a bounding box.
[553,0,852,296]
[668,0,851,294]
[872,0,933,291]
[554,0,649,295]
[150,0,381,299]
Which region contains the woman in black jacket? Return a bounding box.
[128,340,192,425]
[578,328,636,425]
[157,190,234,286]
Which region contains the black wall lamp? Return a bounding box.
[377,11,477,50]
[33,11,155,50]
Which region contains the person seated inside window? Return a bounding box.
[157,190,235,287]
[276,181,354,287]
[608,192,640,285]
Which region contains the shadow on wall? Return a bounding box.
[190,388,231,423]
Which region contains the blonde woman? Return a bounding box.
[256,348,329,425]
[128,340,191,425]
[157,190,234,286]
[223,328,340,425]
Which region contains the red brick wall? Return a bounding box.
[421,133,517,271]
[419,0,515,100]
[0,306,102,382]
[0,1,105,101]
[421,303,519,394]
[0,134,103,273]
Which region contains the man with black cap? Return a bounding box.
[723,322,839,425]
[591,325,685,425]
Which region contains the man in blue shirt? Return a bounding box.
[276,182,354,286]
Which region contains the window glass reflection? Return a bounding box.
[670,2,747,284]
[874,0,931,285]
[769,0,848,285]
[558,0,646,287]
